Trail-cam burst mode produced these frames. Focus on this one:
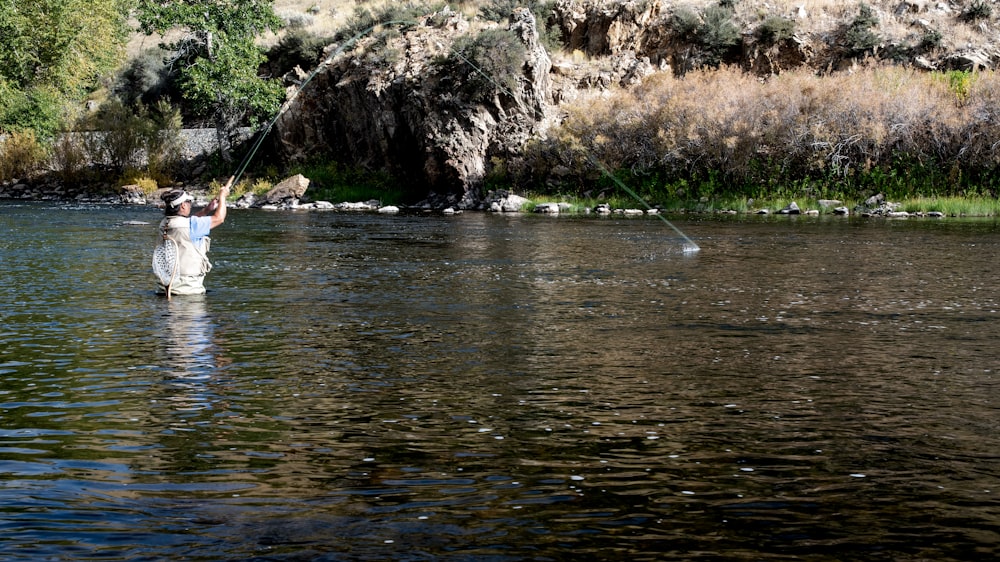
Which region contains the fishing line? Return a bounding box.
[585,157,700,253]
[453,43,700,253]
[231,16,699,253]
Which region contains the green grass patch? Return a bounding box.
[900,196,1000,216]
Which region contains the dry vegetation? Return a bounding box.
[533,65,999,200]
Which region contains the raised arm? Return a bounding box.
[208,177,232,229]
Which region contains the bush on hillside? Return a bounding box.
[448,28,528,103]
[669,7,701,40]
[265,29,335,78]
[698,5,742,66]
[279,10,315,30]
[479,0,561,51]
[336,2,438,43]
[919,29,943,51]
[481,0,548,22]
[114,48,177,108]
[961,1,992,23]
[757,16,796,45]
[844,3,882,56]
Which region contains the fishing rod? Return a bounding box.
[227,15,699,253]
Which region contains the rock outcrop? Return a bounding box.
[273,7,552,209]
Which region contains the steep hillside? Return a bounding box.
[263,0,998,74]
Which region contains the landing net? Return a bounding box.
[152,239,178,288]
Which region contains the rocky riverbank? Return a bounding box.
[0,174,958,220]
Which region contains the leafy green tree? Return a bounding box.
[0,0,131,138]
[135,0,285,161]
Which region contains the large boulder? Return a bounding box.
[263,174,310,205]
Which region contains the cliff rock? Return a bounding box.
[273,8,552,209]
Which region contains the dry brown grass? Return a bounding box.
[538,65,999,196]
[270,0,361,42]
[0,131,49,180]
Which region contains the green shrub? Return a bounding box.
[337,2,439,43]
[480,0,556,23]
[938,69,975,104]
[479,0,561,51]
[77,99,182,180]
[757,16,795,44]
[279,10,314,30]
[0,85,67,141]
[669,7,701,40]
[266,29,334,75]
[844,3,881,56]
[449,28,528,102]
[114,47,175,107]
[481,0,527,22]
[961,1,992,22]
[919,29,942,51]
[697,5,741,66]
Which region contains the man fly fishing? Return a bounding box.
[153,177,232,297]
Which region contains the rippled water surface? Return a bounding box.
[1,202,999,561]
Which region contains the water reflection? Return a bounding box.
[155,295,225,420]
[161,295,218,377]
[141,295,240,481]
[1,205,999,560]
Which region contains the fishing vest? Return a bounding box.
[159,216,212,277]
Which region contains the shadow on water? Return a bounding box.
[0,203,998,560]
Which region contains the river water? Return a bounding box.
[1,202,998,561]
